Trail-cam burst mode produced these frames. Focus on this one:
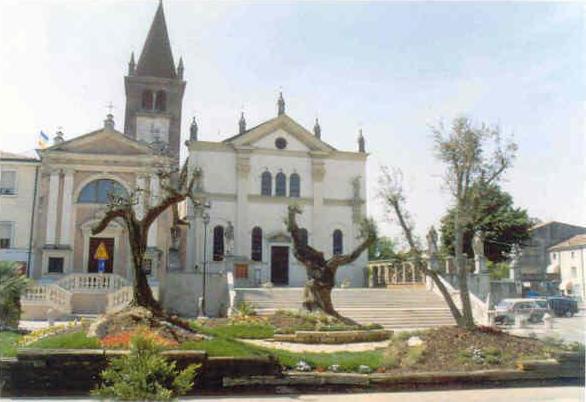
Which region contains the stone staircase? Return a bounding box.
[235,285,456,330]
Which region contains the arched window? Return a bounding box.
[251,226,262,261]
[142,90,154,111]
[155,90,166,112]
[299,228,308,247]
[78,179,128,204]
[261,171,272,196]
[213,225,224,261]
[289,173,300,198]
[275,172,286,197]
[333,229,343,256]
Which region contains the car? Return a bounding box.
[495,298,551,325]
[546,297,578,317]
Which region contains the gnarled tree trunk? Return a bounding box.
[286,205,376,324]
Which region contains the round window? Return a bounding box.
[275,137,287,150]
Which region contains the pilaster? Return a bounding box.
[59,169,74,246]
[147,174,159,248]
[235,151,251,256]
[311,157,326,247]
[45,170,60,245]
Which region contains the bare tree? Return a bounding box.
[92,158,201,315]
[432,117,516,329]
[378,166,464,326]
[286,205,377,324]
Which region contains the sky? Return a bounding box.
[0,0,584,245]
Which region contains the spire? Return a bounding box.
[177,57,184,80]
[189,115,198,141]
[128,52,136,76]
[135,1,177,79]
[277,92,285,116]
[313,118,321,139]
[358,129,365,153]
[104,113,115,130]
[239,112,247,134]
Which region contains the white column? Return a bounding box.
[60,169,74,245]
[45,170,60,245]
[147,175,159,248]
[135,175,147,220]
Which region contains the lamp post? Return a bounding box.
[202,212,210,316]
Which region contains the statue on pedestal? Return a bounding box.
[225,221,235,256]
[472,230,488,274]
[426,226,440,272]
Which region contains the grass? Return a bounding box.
[195,323,275,340]
[267,348,384,371]
[180,337,266,357]
[0,331,23,357]
[28,330,101,350]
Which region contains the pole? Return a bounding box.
[202,220,208,316]
[26,165,39,277]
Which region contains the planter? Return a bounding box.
[273,329,392,344]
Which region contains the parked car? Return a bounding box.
[495,298,551,325]
[546,297,578,317]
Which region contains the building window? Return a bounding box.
[213,225,224,261]
[275,172,286,196]
[333,229,343,256]
[0,222,13,249]
[571,251,575,259]
[0,170,16,195]
[78,179,128,204]
[275,137,287,150]
[261,171,272,196]
[142,90,154,111]
[289,173,300,198]
[251,226,262,261]
[571,267,577,278]
[552,253,557,260]
[299,228,308,247]
[155,90,166,112]
[48,257,64,274]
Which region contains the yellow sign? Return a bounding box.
[94,242,109,260]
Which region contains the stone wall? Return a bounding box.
[0,349,280,396]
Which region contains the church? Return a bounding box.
[13,2,368,318]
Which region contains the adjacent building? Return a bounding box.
[0,151,40,273]
[548,234,586,301]
[518,221,586,293]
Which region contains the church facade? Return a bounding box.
[10,2,368,318]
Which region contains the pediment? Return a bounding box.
[225,115,335,153]
[46,129,154,156]
[266,231,292,243]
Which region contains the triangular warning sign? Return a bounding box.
[94,241,109,260]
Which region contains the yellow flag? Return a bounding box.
[94,242,109,260]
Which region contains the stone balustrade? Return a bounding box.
[106,286,133,312]
[55,273,130,292]
[22,285,72,313]
[367,260,424,287]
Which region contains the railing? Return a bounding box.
[22,284,72,314]
[106,286,133,313]
[54,273,130,292]
[367,260,425,287]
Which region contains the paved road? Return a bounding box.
[6,387,583,401]
[505,311,586,344]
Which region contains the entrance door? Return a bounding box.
[271,246,289,285]
[88,237,114,273]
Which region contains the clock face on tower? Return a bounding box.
[136,115,170,144]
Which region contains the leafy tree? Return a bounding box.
[286,205,376,324]
[0,261,29,330]
[92,333,199,400]
[368,236,396,261]
[432,117,516,329]
[439,183,532,262]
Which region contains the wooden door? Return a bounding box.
[271,246,289,285]
[88,237,114,273]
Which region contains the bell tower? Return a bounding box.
[124,1,185,159]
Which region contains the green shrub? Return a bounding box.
[233,301,256,317]
[0,262,29,329]
[381,343,402,369]
[93,333,199,401]
[402,345,426,368]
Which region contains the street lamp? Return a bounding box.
[202,212,210,316]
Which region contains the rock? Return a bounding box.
[407,336,424,347]
[328,364,341,372]
[358,365,372,374]
[295,360,312,372]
